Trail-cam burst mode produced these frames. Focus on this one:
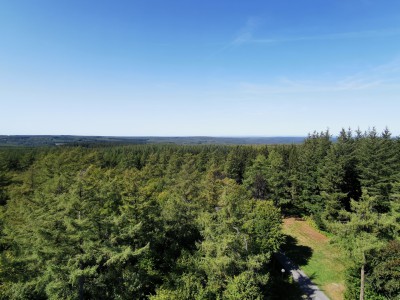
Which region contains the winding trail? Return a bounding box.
[275,252,330,300]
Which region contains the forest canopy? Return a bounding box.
[0,128,399,299]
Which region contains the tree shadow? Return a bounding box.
[269,256,306,300]
[281,235,313,267]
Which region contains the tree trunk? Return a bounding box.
[360,263,365,300]
[79,275,84,300]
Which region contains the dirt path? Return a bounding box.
[282,218,346,300]
[275,251,330,300]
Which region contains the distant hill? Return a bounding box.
[0,135,306,147]
[145,136,306,145]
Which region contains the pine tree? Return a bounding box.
[369,240,400,299]
[225,147,248,184]
[0,154,11,206]
[356,128,397,213]
[243,155,269,200]
[200,164,225,209]
[297,130,332,220]
[332,191,392,300]
[176,154,201,203]
[265,149,289,208]
[320,128,361,223]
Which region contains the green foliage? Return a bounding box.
[370,240,400,299]
[1,127,399,299]
[243,150,290,209]
[0,145,283,299]
[225,146,255,184]
[344,265,387,300]
[319,129,361,223]
[297,130,332,217]
[243,155,269,200]
[333,192,386,260]
[223,271,262,300]
[265,150,290,208]
[0,160,11,206]
[356,128,398,213]
[332,191,397,300]
[150,181,283,299]
[1,166,155,299]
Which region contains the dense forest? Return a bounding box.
[0,128,399,299]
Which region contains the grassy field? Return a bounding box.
[282,218,348,300]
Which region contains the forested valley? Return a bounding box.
[0,128,399,300]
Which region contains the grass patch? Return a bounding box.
[282,218,348,300]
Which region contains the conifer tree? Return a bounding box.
[369,240,400,299]
[320,128,361,222]
[356,128,397,212]
[297,130,331,220]
[243,155,269,200]
[265,149,289,208]
[225,147,247,184]
[333,192,392,300]
[0,155,11,206]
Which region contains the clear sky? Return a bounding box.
[1,0,400,136]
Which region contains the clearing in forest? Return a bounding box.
[282,218,347,300]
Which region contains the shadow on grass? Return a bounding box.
[269,256,305,300]
[271,235,318,299]
[281,235,313,267]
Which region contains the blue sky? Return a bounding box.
[1,0,400,136]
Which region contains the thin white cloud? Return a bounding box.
[228,16,400,46]
[239,58,400,95]
[247,28,400,44]
[211,19,400,58]
[208,17,262,57]
[232,17,262,46]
